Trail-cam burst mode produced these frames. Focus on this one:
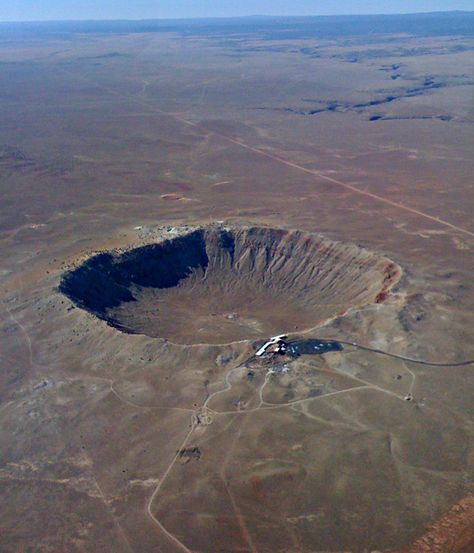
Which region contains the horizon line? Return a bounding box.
[1,10,473,25]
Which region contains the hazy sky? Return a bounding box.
[1,1,473,22]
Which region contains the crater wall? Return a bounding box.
[60,226,401,344]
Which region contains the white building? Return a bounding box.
[255,335,288,357]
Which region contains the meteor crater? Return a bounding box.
[60,226,401,345]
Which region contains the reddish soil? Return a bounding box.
[401,489,474,553]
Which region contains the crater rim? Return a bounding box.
[59,224,402,346]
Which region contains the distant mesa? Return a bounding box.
[59,226,401,345]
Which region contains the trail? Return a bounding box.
[290,402,368,432]
[219,136,474,239]
[90,469,136,553]
[204,364,245,409]
[403,362,417,396]
[58,68,474,239]
[335,339,474,367]
[108,381,194,413]
[38,372,196,414]
[15,66,474,551]
[258,374,270,406]
[202,333,474,419]
[7,309,33,367]
[146,422,197,553]
[296,360,408,401]
[220,412,260,553]
[213,385,370,416]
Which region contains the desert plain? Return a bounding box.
[0,13,474,553]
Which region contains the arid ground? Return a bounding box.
[0,13,473,553]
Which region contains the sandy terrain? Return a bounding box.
[0,13,473,553]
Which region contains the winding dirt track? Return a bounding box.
[146,423,197,553]
[45,67,474,553]
[5,290,474,553]
[146,338,474,551]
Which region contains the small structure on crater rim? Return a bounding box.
[255,335,288,357]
